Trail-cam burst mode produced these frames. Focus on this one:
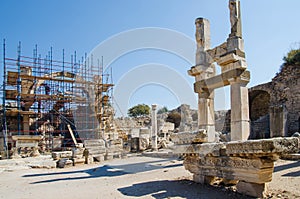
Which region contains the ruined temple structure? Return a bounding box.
[188,0,250,142]
[172,0,300,197]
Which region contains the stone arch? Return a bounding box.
[249,90,271,121]
[249,89,271,139]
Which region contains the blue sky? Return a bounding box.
[1,0,300,116]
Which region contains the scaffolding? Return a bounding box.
[0,40,114,156]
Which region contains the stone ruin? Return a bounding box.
[172,0,300,197]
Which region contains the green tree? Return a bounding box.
[283,48,300,66]
[128,104,150,118]
[157,106,168,114]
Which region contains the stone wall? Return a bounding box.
[249,64,300,137]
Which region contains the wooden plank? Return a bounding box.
[67,124,78,146]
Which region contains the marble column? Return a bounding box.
[230,78,250,141]
[151,104,158,151]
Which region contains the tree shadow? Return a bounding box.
[22,159,182,184]
[118,179,253,199]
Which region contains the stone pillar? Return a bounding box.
[228,0,242,38]
[230,78,250,141]
[198,94,215,142]
[189,17,216,142]
[23,115,30,135]
[151,104,158,151]
[270,106,287,137]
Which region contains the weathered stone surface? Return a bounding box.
[226,137,299,156]
[177,136,298,198]
[194,68,249,91]
[170,130,209,145]
[236,181,268,198]
[249,64,300,138]
[28,159,56,169]
[84,139,107,160]
[184,156,273,184]
[173,143,225,157]
[57,158,73,168]
[52,151,72,160]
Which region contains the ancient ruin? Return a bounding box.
[188,0,250,142]
[172,0,300,197]
[0,1,299,198]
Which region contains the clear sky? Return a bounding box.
[1,0,300,116]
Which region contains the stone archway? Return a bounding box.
[249,90,271,139]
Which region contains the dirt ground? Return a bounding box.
[0,155,299,199]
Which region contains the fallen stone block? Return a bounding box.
[73,157,85,165]
[57,158,73,168]
[236,181,268,198]
[52,151,72,160]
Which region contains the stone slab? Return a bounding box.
[52,151,73,160]
[184,156,274,184]
[172,143,225,157]
[194,68,250,92]
[170,130,208,145]
[226,137,299,156]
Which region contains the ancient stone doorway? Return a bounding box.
[249,90,271,139]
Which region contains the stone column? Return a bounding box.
[270,106,287,137]
[229,0,242,38]
[188,18,216,142]
[230,78,250,141]
[198,92,215,142]
[151,104,158,151]
[23,115,30,135]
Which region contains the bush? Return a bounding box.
[283,48,300,66]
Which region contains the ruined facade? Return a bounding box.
[249,64,300,138]
[172,1,300,198]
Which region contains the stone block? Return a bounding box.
[57,158,73,168]
[52,151,72,160]
[94,155,105,162]
[217,53,245,67]
[221,60,247,73]
[173,143,225,157]
[194,68,249,91]
[86,155,94,164]
[226,37,244,52]
[226,137,299,156]
[73,157,85,165]
[184,156,274,184]
[188,65,214,77]
[170,131,209,145]
[236,181,268,198]
[84,139,105,147]
[105,155,113,160]
[193,174,205,183]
